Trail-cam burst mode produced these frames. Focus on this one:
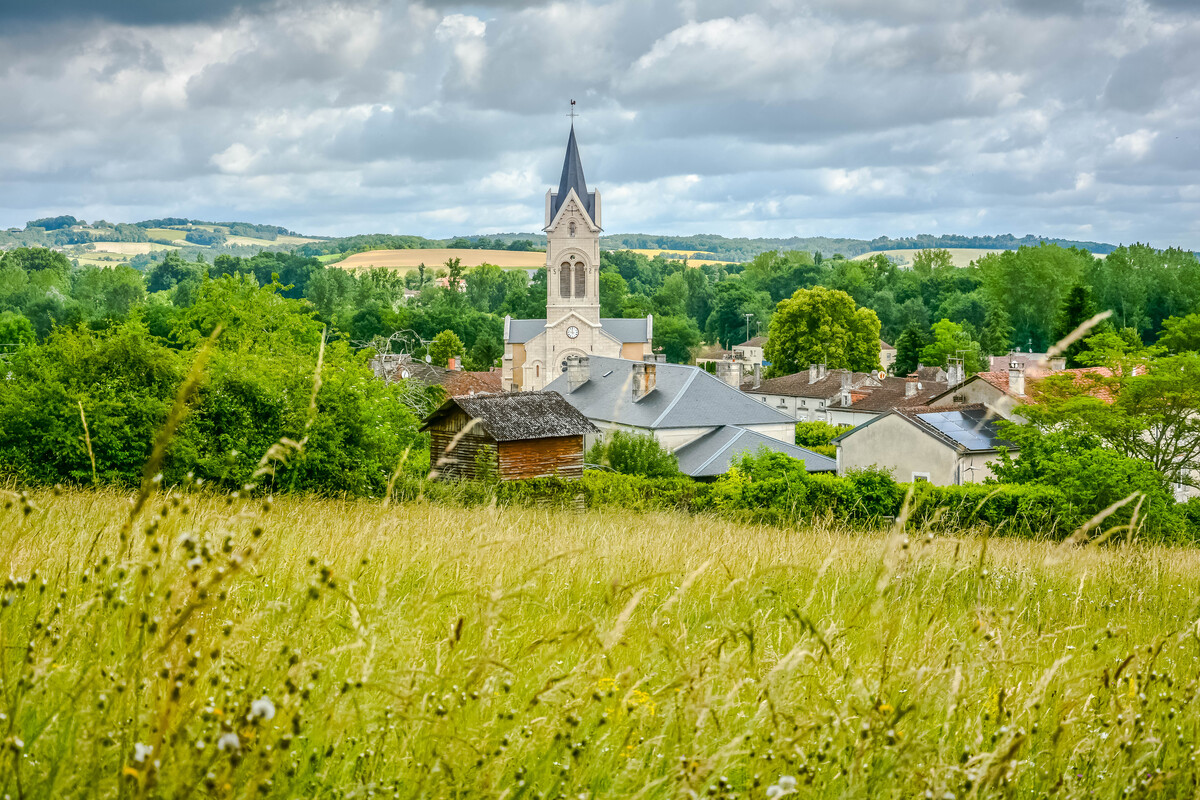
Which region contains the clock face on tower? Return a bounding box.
[566,325,579,339]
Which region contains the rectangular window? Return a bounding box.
[912,472,930,483]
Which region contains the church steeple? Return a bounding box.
[550,124,597,224]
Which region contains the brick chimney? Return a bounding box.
[1008,361,1026,396]
[808,363,818,384]
[566,355,589,393]
[716,357,743,388]
[632,362,657,401]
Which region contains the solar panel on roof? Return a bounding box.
[916,409,1006,451]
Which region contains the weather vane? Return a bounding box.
[567,99,578,121]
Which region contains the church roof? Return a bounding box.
[549,125,596,223]
[506,318,650,345]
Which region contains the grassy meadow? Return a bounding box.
[2,487,1200,798]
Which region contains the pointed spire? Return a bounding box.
[551,124,596,223]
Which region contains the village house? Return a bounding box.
[926,357,1070,420]
[543,355,836,478]
[825,375,950,427]
[740,365,884,423]
[420,391,597,481]
[502,125,652,391]
[879,340,896,372]
[733,336,766,367]
[832,404,1012,485]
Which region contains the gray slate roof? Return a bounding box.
[420,391,598,442]
[549,126,596,223]
[544,356,793,429]
[507,318,650,344]
[674,426,836,478]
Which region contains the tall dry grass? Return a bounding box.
[1,487,1199,798]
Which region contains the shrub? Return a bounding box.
[586,430,679,478]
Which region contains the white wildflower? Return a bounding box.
[133,742,152,763]
[195,739,206,750]
[250,696,276,721]
[186,556,203,571]
[766,775,797,798]
[217,732,240,752]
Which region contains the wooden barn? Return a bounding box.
[420,391,598,481]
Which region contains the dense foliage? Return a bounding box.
[585,430,680,477]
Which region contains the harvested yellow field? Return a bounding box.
[852,248,1109,268]
[625,248,717,258]
[333,248,545,271]
[143,227,187,241]
[227,234,322,247]
[80,241,179,255]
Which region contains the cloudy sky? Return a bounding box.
[2,0,1198,247]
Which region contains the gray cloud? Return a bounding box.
[0,0,1198,249]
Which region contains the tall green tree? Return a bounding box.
[892,323,928,376]
[764,286,881,376]
[428,329,466,367]
[653,315,701,364]
[980,303,1014,356]
[919,319,987,373]
[1053,283,1101,367]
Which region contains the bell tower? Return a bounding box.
[544,122,601,325]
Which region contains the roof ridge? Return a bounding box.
[650,366,701,427]
[694,427,745,474]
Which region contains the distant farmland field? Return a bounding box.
[332,248,546,271]
[77,242,179,255]
[143,227,188,242]
[853,247,1109,268]
[852,248,1007,267]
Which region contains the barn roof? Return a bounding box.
[420,391,598,442]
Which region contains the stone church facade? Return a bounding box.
[502,126,652,391]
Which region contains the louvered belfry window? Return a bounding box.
[559,263,572,298]
[574,262,586,298]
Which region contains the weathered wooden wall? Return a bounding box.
[428,409,498,481]
[497,436,584,480]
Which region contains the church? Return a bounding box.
[501,125,653,392]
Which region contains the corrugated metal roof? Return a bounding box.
[419,391,598,442]
[674,426,837,477]
[544,356,793,429]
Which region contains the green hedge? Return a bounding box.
[409,467,1095,540]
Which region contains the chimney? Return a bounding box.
[1049,357,1066,372]
[566,355,589,393]
[447,356,458,371]
[753,363,762,389]
[819,363,827,380]
[632,362,657,401]
[905,380,917,398]
[809,364,818,384]
[716,357,743,388]
[1008,361,1026,396]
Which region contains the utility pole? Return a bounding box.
[744,313,753,346]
